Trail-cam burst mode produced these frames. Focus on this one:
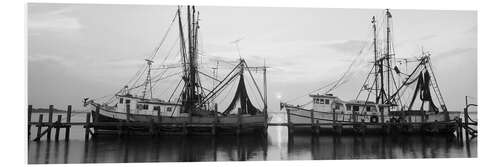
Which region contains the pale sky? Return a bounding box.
[27,3,477,111]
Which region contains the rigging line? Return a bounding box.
[389,63,404,107]
[130,67,148,88]
[202,70,240,104]
[129,71,183,91]
[243,62,265,104]
[386,60,426,104]
[284,26,375,103]
[427,59,446,108]
[168,79,184,102]
[355,65,376,100]
[169,87,185,118]
[150,70,183,92]
[360,75,378,113]
[124,10,179,88]
[125,64,147,86]
[246,77,263,109]
[202,61,242,102]
[326,38,374,94]
[149,11,179,61]
[159,37,181,66]
[198,70,222,82]
[213,75,239,105]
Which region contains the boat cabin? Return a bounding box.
[116,94,184,116]
[310,94,389,115]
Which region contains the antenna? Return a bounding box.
[230,37,244,59]
[143,59,154,99]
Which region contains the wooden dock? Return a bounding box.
[27,104,477,144]
[28,105,267,142]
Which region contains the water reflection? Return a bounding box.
[286,134,475,160]
[28,127,477,164]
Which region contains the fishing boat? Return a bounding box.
[281,9,460,134]
[84,6,269,135]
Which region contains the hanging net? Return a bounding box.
[222,74,261,115]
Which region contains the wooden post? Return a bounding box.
[332,108,336,134]
[353,111,357,123]
[315,120,320,135]
[95,105,100,123]
[126,104,130,122]
[65,105,72,141]
[211,121,216,136]
[47,105,54,141]
[182,122,188,135]
[36,114,43,142]
[28,105,33,139]
[85,113,91,141]
[459,118,464,144]
[380,106,385,123]
[55,115,62,141]
[464,108,470,144]
[310,110,314,131]
[157,109,162,123]
[118,120,123,137]
[215,104,219,122]
[237,108,242,136]
[149,118,155,136]
[287,108,292,134]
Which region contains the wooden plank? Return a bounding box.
[36,114,43,142]
[47,105,54,141]
[65,105,72,141]
[33,128,50,141]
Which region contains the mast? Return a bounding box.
[385,9,392,110]
[180,5,201,113]
[372,16,380,104]
[143,59,154,99]
[263,60,268,128]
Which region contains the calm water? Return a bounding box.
[27,113,477,164]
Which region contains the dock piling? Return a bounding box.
[36,114,43,142]
[95,106,100,122]
[28,105,32,139]
[47,105,54,141]
[65,105,72,141]
[55,115,62,141]
[182,122,188,135]
[310,110,314,132]
[85,113,90,141]
[211,121,216,136]
[314,120,320,135]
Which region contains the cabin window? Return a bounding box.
[320,99,324,104]
[325,99,330,104]
[335,104,340,110]
[314,99,319,104]
[366,106,371,111]
[119,98,123,104]
[136,104,143,110]
[143,104,149,110]
[153,106,161,112]
[353,105,359,111]
[346,105,351,111]
[125,99,130,104]
[166,107,172,112]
